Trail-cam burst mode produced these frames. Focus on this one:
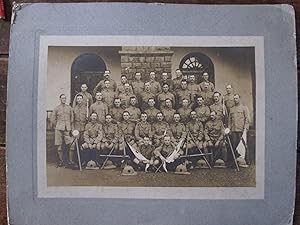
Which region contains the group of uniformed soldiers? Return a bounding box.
[50,69,250,172]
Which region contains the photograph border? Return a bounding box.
[37,35,265,199]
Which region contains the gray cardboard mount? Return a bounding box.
[6,3,297,225]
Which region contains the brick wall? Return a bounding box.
[119,46,174,80]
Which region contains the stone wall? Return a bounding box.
[119,46,174,81]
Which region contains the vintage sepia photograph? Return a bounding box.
[38,36,264,199]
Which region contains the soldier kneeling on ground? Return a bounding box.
[203,111,227,168]
[153,136,179,172]
[132,136,155,172]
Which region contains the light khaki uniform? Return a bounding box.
[195,105,210,124]
[101,88,118,108]
[199,81,215,92]
[177,107,192,124]
[109,106,124,123]
[135,121,152,141]
[157,92,175,109]
[144,107,160,124]
[93,78,117,94]
[161,107,176,124]
[125,106,141,122]
[51,104,74,146]
[82,122,103,150]
[152,121,170,147]
[72,91,93,108]
[170,122,186,143]
[89,101,109,124]
[149,80,162,94]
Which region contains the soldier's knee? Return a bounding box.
[96,143,101,150]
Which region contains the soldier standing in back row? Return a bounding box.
[89,92,109,124]
[51,94,74,167]
[101,80,118,108]
[93,70,117,94]
[140,82,156,110]
[224,84,235,113]
[172,69,183,92]
[148,71,162,94]
[199,72,214,92]
[72,83,94,108]
[131,72,144,103]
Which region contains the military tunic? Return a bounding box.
[51,104,74,146]
[72,91,93,108]
[140,91,156,110]
[73,103,87,131]
[176,88,192,106]
[224,93,235,112]
[119,120,136,142]
[195,105,210,124]
[160,79,174,91]
[144,107,160,124]
[209,102,225,122]
[135,121,152,141]
[149,80,162,94]
[51,104,74,131]
[139,144,154,159]
[172,77,182,92]
[93,78,117,94]
[131,80,144,96]
[170,122,186,142]
[204,119,224,143]
[102,122,119,143]
[116,83,133,94]
[157,92,175,109]
[101,89,117,108]
[161,107,176,124]
[177,107,192,124]
[154,143,175,158]
[228,104,250,132]
[109,106,124,122]
[89,101,109,124]
[83,122,103,144]
[198,91,214,106]
[199,81,215,92]
[152,121,170,137]
[186,120,204,142]
[125,106,141,122]
[187,83,200,102]
[118,92,137,109]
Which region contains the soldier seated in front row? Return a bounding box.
[169,113,186,145]
[118,111,137,151]
[185,111,205,166]
[152,112,170,147]
[100,114,120,167]
[132,136,155,171]
[204,111,227,167]
[81,112,103,166]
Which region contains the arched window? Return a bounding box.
[71,53,106,101]
[179,52,214,84]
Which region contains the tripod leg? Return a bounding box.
[226,136,240,171]
[75,139,82,171]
